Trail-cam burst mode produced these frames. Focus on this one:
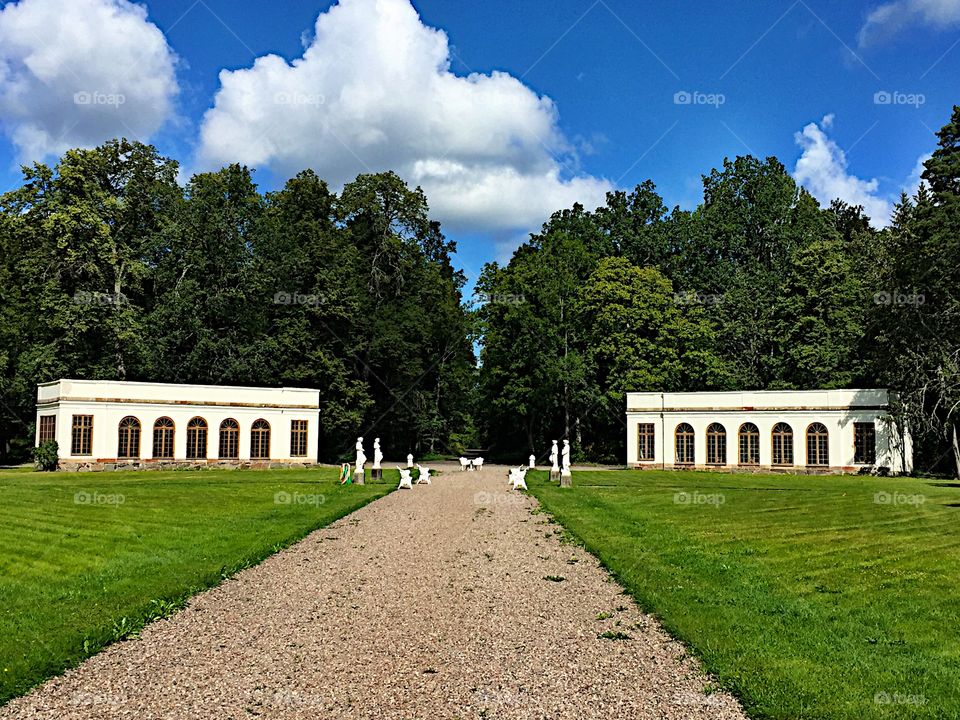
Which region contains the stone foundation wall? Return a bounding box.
[58,459,319,472]
[630,463,879,475]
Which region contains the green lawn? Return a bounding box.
[528,470,960,720]
[0,466,394,705]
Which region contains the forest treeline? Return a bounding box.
[0,146,476,460]
[477,106,959,472]
[0,106,958,473]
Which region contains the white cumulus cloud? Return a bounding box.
[0,0,178,162]
[196,0,612,233]
[793,115,894,227]
[858,0,960,46]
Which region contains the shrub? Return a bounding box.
[32,440,59,471]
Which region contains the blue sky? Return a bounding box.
[1,0,958,291]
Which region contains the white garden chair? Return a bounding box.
[473,457,484,470]
[416,464,431,484]
[459,457,470,471]
[510,466,527,491]
[397,466,413,490]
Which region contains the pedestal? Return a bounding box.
[549,469,560,482]
[371,467,382,480]
[353,469,365,485]
[560,471,572,488]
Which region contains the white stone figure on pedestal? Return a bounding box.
[373,438,383,469]
[560,439,572,487]
[529,454,536,469]
[407,453,414,469]
[354,437,366,484]
[549,440,560,480]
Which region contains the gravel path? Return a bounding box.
[2,465,747,719]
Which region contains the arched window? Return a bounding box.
[675,423,695,465]
[806,423,829,467]
[739,423,760,465]
[186,417,208,460]
[772,422,794,465]
[706,423,726,465]
[251,419,271,460]
[117,416,141,459]
[219,418,239,459]
[153,417,175,459]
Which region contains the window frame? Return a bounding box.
[772,422,794,466]
[290,419,309,457]
[218,418,240,460]
[806,422,829,467]
[738,423,760,465]
[251,419,271,460]
[186,417,208,460]
[117,416,142,459]
[152,417,175,460]
[854,422,877,464]
[706,422,727,465]
[637,423,655,462]
[38,415,56,444]
[71,414,93,456]
[675,423,695,465]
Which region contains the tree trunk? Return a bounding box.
[952,422,960,481]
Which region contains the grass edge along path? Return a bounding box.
[0,466,395,705]
[527,469,960,720]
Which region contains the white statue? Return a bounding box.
[407,453,414,468]
[416,464,431,484]
[397,466,413,490]
[373,437,383,470]
[529,454,536,469]
[561,439,571,474]
[550,440,559,472]
[355,437,366,470]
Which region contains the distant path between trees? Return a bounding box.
[1,464,746,719]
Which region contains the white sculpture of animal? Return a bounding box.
[510,466,528,491]
[459,457,470,471]
[416,464,431,484]
[473,457,484,470]
[397,466,413,490]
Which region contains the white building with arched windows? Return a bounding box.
[625,389,912,474]
[36,379,320,470]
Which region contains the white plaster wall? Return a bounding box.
[36,380,320,462]
[623,389,911,473]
